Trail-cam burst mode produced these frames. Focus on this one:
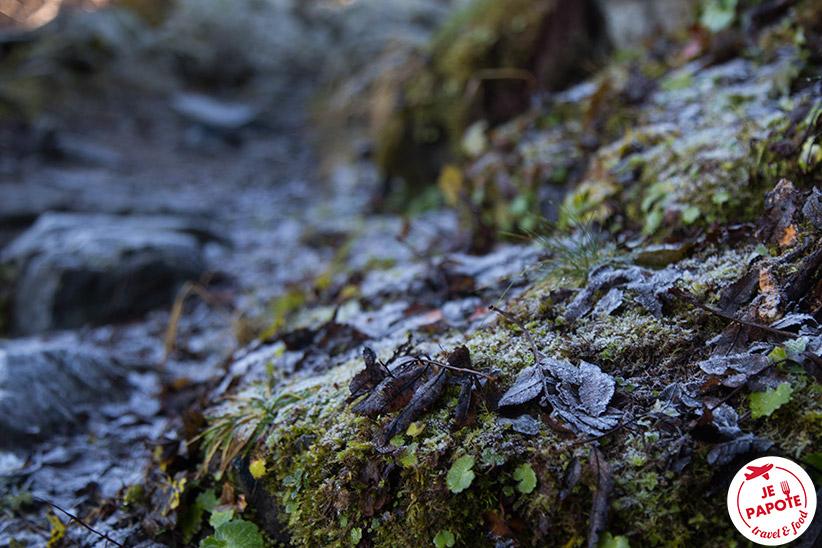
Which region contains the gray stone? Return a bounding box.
[171,93,258,131]
[0,336,124,443]
[2,212,212,334]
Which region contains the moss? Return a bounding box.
[197,7,822,546]
[205,246,822,547]
[374,0,607,197]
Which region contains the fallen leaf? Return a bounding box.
[588,448,614,548]
[351,366,426,417]
[758,265,782,321]
[802,186,822,229]
[347,347,387,404]
[564,267,639,323]
[591,288,623,318]
[382,370,447,442]
[559,457,582,501]
[697,353,770,387]
[564,265,680,323]
[755,178,799,245]
[771,313,816,330]
[632,242,692,268]
[707,433,773,466]
[482,510,515,539]
[447,345,472,370]
[453,377,479,429]
[625,267,680,318]
[575,361,616,417]
[497,365,544,407]
[498,414,541,435]
[498,357,619,436]
[718,268,759,314]
[779,224,798,246]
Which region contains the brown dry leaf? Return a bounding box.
[802,186,822,229]
[588,448,614,548]
[755,178,799,244]
[347,347,387,404]
[453,377,479,429]
[718,268,759,314]
[482,510,516,540]
[382,370,447,442]
[447,345,472,369]
[779,224,798,246]
[758,265,782,321]
[351,366,427,417]
[559,457,582,501]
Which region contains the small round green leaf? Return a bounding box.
[750,383,793,419]
[513,463,537,494]
[446,455,475,494]
[433,529,455,548]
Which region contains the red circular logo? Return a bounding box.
[727,456,817,545]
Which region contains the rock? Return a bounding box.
[0,336,124,443]
[171,93,258,131]
[2,212,212,334]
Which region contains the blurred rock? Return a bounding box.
[2,212,213,334]
[0,335,124,443]
[598,0,699,49]
[171,92,258,131]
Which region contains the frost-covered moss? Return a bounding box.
[198,4,822,545]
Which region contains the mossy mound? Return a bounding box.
[373,0,607,195]
[178,3,822,547]
[434,0,822,244]
[194,206,822,546]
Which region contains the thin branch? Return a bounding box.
[668,288,796,338]
[33,497,123,548]
[489,305,550,400]
[489,306,541,361]
[414,357,497,381]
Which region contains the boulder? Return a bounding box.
[0,336,124,443]
[2,212,211,334]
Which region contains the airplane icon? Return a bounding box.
[745,463,773,481]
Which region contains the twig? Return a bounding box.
[414,357,497,381]
[489,305,550,399]
[668,288,796,338]
[33,497,123,548]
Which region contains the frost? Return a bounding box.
[697,353,770,387]
[498,414,541,435]
[497,365,544,407]
[563,265,680,323]
[707,434,773,466]
[498,355,618,436]
[592,287,624,318]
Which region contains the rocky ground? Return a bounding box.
[1,1,822,547]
